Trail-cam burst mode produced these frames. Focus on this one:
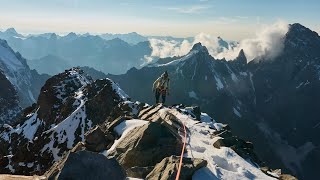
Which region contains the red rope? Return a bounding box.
[175,120,187,180]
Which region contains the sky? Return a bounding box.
[0,0,319,40]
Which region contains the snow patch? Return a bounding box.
[28,90,36,102]
[5,155,15,173]
[240,72,248,76]
[231,73,238,82]
[191,60,198,80]
[149,50,199,67]
[214,76,224,90]
[233,108,242,118]
[41,99,91,162]
[104,119,149,156]
[296,80,311,89]
[188,91,199,100]
[110,79,129,100]
[296,82,304,89]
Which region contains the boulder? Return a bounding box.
[146,155,207,180]
[108,122,183,169]
[51,150,126,180]
[212,138,225,149]
[85,126,114,152]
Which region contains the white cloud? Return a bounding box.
[148,33,225,59]
[148,39,190,58]
[165,5,211,14]
[210,17,238,25]
[147,21,289,63]
[216,20,289,61]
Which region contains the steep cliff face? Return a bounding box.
[247,23,320,178]
[0,39,49,109]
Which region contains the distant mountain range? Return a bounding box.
[0,28,236,76]
[0,30,152,75]
[100,32,148,44]
[107,23,320,179]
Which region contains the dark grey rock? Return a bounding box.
[108,122,183,169]
[57,150,126,180]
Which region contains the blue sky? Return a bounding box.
[0,0,319,40]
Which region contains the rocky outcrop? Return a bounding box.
[108,122,183,169]
[146,156,207,180]
[0,68,129,175]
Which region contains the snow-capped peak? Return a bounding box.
[4,28,18,35]
[191,42,209,53]
[0,39,37,107]
[0,39,24,71]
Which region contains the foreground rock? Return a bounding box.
[146,155,207,180]
[48,150,126,180]
[0,175,45,180]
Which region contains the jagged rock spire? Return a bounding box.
[234,49,247,67]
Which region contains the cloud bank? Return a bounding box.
[216,21,289,61]
[148,33,229,60]
[147,21,289,62]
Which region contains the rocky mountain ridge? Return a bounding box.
[0,67,295,179]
